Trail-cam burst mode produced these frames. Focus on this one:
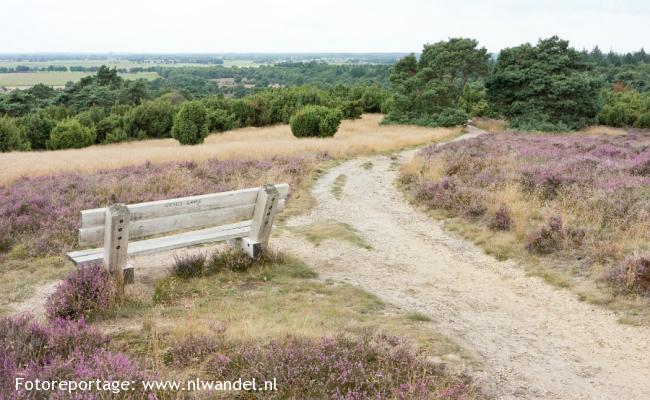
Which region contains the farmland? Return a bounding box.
[0,71,158,89]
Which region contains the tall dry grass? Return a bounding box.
[0,114,460,185]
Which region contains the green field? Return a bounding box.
[0,71,159,88]
[0,59,262,69]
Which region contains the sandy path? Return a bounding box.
[275,127,650,400]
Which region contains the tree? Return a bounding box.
[486,36,602,130]
[419,38,489,87]
[0,117,30,152]
[48,118,96,149]
[17,113,55,149]
[385,39,488,127]
[171,101,209,145]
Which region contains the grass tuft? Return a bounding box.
[290,220,371,249]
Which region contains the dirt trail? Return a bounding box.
[276,127,650,400]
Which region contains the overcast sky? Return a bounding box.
[2,0,648,54]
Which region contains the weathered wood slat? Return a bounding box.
[79,203,256,247]
[81,184,289,228]
[78,200,285,247]
[68,221,252,265]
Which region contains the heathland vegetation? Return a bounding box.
[0,119,473,398]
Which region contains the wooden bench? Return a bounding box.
[67,184,289,280]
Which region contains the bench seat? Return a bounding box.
[67,220,252,265]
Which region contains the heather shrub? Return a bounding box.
[205,247,286,274]
[163,335,219,367]
[48,118,97,149]
[489,204,512,231]
[0,116,30,152]
[203,334,472,400]
[526,216,564,255]
[171,252,207,279]
[46,263,117,321]
[290,105,342,138]
[172,101,209,145]
[1,316,154,399]
[609,254,650,295]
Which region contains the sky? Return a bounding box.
[1,0,648,54]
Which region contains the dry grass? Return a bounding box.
[288,220,371,249]
[0,114,461,185]
[331,174,347,199]
[107,253,472,371]
[578,125,629,136]
[471,118,508,132]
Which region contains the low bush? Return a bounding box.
[125,99,175,139]
[203,334,471,399]
[0,315,154,399]
[45,263,117,321]
[609,254,650,295]
[598,88,650,128]
[48,118,97,149]
[525,216,564,255]
[171,252,207,279]
[489,205,512,231]
[290,105,342,138]
[207,108,238,132]
[95,114,123,143]
[0,116,30,152]
[17,113,54,149]
[172,101,209,145]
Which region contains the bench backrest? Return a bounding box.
[78,184,289,247]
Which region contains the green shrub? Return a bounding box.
[76,107,106,128]
[17,113,54,150]
[435,108,469,127]
[339,100,363,119]
[171,101,209,145]
[0,117,30,152]
[207,109,237,132]
[48,118,96,149]
[95,115,123,143]
[104,128,129,144]
[360,85,389,112]
[636,112,650,128]
[290,105,342,138]
[598,88,650,128]
[125,100,175,139]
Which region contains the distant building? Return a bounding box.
[267,83,284,89]
[211,78,237,88]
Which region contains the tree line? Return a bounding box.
[384,36,650,131]
[0,65,389,151]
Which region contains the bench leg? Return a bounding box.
[104,204,131,290]
[233,185,280,258]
